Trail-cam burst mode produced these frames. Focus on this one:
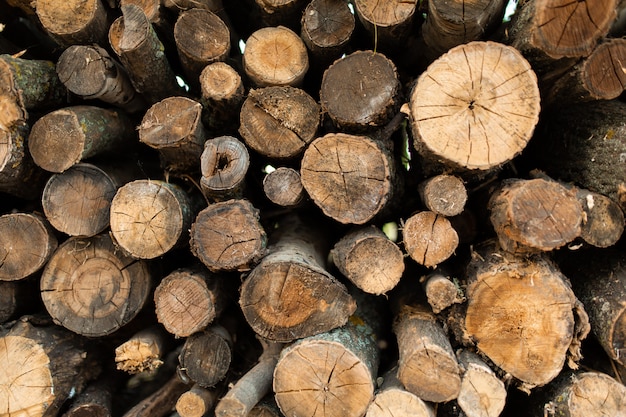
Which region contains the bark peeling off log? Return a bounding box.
[409,41,540,172]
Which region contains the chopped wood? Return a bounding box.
[300,0,354,66]
[176,384,217,417]
[455,349,507,417]
[402,211,459,268]
[421,271,463,314]
[35,0,110,46]
[178,325,233,388]
[262,167,305,208]
[115,326,168,374]
[576,188,624,248]
[365,366,435,417]
[418,174,467,217]
[199,62,245,133]
[353,0,418,53]
[200,135,249,202]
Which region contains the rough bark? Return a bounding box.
[418,174,467,217]
[138,96,208,174]
[243,25,309,87]
[28,105,136,173]
[115,326,168,374]
[40,233,152,337]
[199,62,245,133]
[0,212,58,281]
[200,135,250,202]
[239,214,356,342]
[239,86,320,160]
[320,50,401,132]
[110,180,195,259]
[330,225,405,295]
[35,0,110,46]
[178,325,233,388]
[190,199,267,272]
[56,44,147,113]
[393,303,462,403]
[464,242,590,391]
[263,167,305,208]
[409,41,541,173]
[402,211,459,268]
[176,384,218,417]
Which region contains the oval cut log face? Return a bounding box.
[410,41,540,170]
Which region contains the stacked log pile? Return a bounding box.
[1,0,626,416]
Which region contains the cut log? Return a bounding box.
[242,25,309,87]
[40,233,152,337]
[421,271,464,314]
[28,105,136,173]
[402,211,459,268]
[239,214,356,342]
[214,339,284,417]
[464,243,590,391]
[122,373,189,417]
[300,132,400,225]
[330,224,405,295]
[455,349,507,417]
[238,86,320,160]
[178,325,233,388]
[154,267,229,338]
[200,135,250,202]
[300,0,355,66]
[365,366,436,417]
[393,303,462,403]
[273,316,379,417]
[0,212,58,281]
[488,178,583,253]
[176,384,217,417]
[576,188,624,248]
[190,199,267,272]
[115,325,168,374]
[108,5,183,104]
[35,0,110,46]
[138,96,208,174]
[418,174,467,217]
[320,50,401,132]
[110,180,194,259]
[42,162,136,237]
[199,62,245,133]
[248,397,283,417]
[353,0,418,53]
[252,0,307,28]
[56,44,147,113]
[408,41,541,172]
[62,378,114,417]
[263,167,305,208]
[533,371,626,417]
[174,9,230,90]
[421,0,507,60]
[544,38,626,106]
[0,317,100,417]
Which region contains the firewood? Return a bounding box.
[62,378,114,417]
[353,0,418,53]
[239,86,320,160]
[42,162,137,237]
[176,384,218,417]
[121,0,170,27]
[393,303,462,403]
[402,211,459,268]
[576,188,624,248]
[248,396,283,417]
[262,166,305,208]
[190,199,267,272]
[109,5,183,104]
[214,338,284,417]
[408,41,541,173]
[161,0,223,13]
[252,0,307,28]
[239,213,356,342]
[174,9,230,90]
[544,38,626,106]
[418,174,467,217]
[110,179,195,259]
[559,246,626,368]
[0,212,57,281]
[455,349,507,417]
[178,325,233,388]
[273,316,379,417]
[200,135,249,202]
[28,105,136,173]
[464,242,590,391]
[300,132,400,224]
[0,317,100,417]
[488,178,583,253]
[242,25,309,87]
[35,0,110,46]
[115,325,169,374]
[421,271,463,314]
[330,224,405,295]
[40,233,152,337]
[300,0,355,67]
[421,0,507,60]
[138,96,208,174]
[154,267,230,338]
[365,366,435,417]
[199,62,245,133]
[56,44,147,113]
[122,373,189,417]
[320,50,401,132]
[532,371,626,417]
